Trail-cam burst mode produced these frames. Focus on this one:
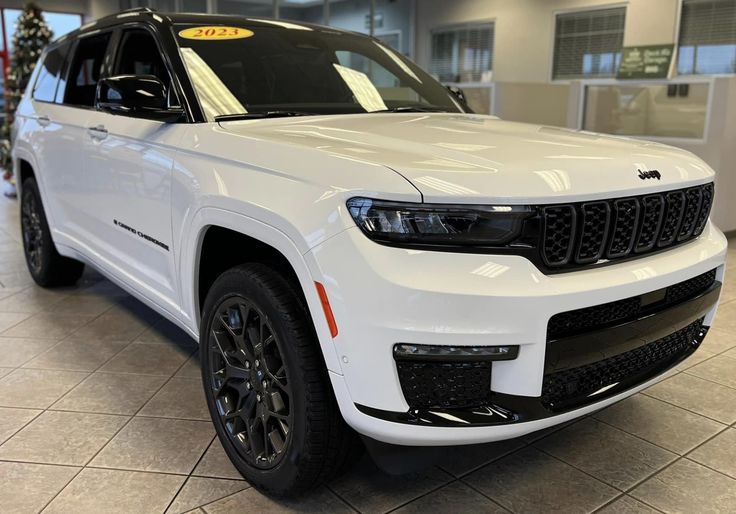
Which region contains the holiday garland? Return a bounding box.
[0,3,52,181]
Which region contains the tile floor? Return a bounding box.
[0,196,734,514]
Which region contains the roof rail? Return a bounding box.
[119,7,157,14]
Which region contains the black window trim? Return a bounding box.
[31,40,73,105]
[60,29,116,111]
[105,21,191,122]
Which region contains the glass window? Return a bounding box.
[430,23,494,83]
[553,7,626,79]
[32,42,71,103]
[114,29,170,88]
[63,33,112,107]
[678,0,736,75]
[583,83,709,139]
[175,24,460,119]
[217,1,273,17]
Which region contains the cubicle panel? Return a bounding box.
[583,82,711,140]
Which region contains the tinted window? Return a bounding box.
[114,29,170,88]
[175,25,460,119]
[64,33,112,107]
[33,43,71,103]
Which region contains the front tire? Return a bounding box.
[200,263,359,496]
[20,177,84,287]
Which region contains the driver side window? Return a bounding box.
[114,29,172,96]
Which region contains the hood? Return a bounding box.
[219,113,714,203]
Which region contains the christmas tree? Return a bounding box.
[0,3,52,189]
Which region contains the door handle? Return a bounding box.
[36,115,50,127]
[87,124,108,140]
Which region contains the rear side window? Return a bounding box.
[63,32,112,107]
[32,42,71,103]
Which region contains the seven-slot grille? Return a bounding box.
[540,183,714,269]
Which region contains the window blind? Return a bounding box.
[678,0,736,75]
[553,7,626,79]
[430,23,494,83]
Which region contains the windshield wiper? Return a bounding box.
[215,111,315,122]
[374,106,450,113]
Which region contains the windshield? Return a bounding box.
[174,21,463,120]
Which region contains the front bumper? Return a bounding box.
[306,221,727,446]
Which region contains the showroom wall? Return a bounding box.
[414,0,681,82]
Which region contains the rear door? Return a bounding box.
[81,25,184,313]
[47,32,113,246]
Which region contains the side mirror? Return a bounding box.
[96,75,184,123]
[446,85,473,113]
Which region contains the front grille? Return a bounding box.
[541,318,704,411]
[540,183,714,269]
[396,361,491,409]
[548,268,716,340]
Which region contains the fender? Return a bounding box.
[181,206,345,374]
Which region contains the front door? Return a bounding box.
[81,27,184,314]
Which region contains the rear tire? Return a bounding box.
[200,263,360,496]
[20,177,84,287]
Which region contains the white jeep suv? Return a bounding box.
[13,9,727,496]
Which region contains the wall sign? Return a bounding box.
[617,44,674,79]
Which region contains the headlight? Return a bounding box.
[346,197,534,247]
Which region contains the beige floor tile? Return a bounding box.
[437,438,526,477]
[22,338,129,372]
[0,272,37,289]
[51,372,167,415]
[166,477,248,514]
[175,351,201,378]
[711,300,736,333]
[192,439,244,480]
[0,410,128,465]
[644,372,736,424]
[392,481,507,514]
[136,318,198,346]
[44,467,185,514]
[0,287,68,314]
[0,368,88,408]
[90,417,214,474]
[0,461,79,514]
[0,406,41,444]
[41,294,116,317]
[0,337,59,367]
[597,495,661,514]
[99,342,193,376]
[139,377,210,420]
[72,311,153,343]
[535,418,676,490]
[0,367,11,379]
[0,287,70,313]
[202,486,351,514]
[688,428,736,479]
[594,394,725,454]
[701,326,736,355]
[330,457,452,514]
[631,459,736,512]
[1,312,94,340]
[464,447,617,514]
[686,354,736,389]
[0,311,31,333]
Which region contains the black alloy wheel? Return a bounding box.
[20,177,85,287]
[200,263,361,496]
[208,296,292,468]
[21,184,44,275]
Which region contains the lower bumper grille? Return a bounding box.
[547,269,716,340]
[396,361,491,409]
[541,317,705,412]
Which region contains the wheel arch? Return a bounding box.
[184,207,343,373]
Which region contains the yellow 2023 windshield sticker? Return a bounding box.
[178,26,254,41]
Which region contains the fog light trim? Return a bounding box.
[393,343,519,362]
